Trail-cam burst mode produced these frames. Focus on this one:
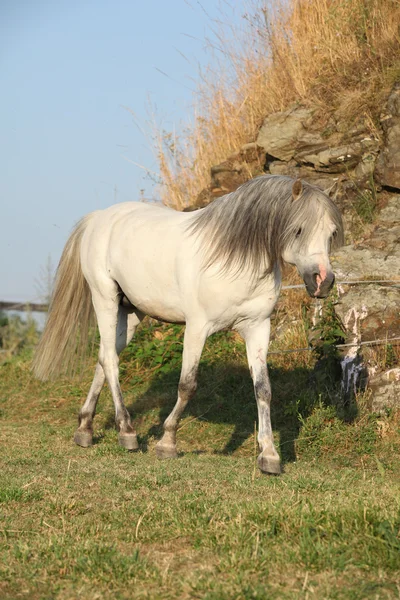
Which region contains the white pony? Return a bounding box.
[33,175,344,474]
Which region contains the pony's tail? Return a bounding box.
[32,215,96,381]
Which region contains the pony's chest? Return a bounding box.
[200,277,280,328]
[231,290,279,323]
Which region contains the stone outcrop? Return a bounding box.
[210,143,265,196]
[201,101,383,206]
[368,369,400,413]
[335,284,400,343]
[256,106,318,161]
[332,195,400,280]
[375,83,400,190]
[256,105,380,181]
[193,143,265,208]
[329,194,399,402]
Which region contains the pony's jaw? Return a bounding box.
[303,268,335,298]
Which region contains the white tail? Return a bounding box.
[32,215,96,380]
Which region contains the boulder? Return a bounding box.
[332,195,399,400]
[335,284,400,344]
[256,104,380,179]
[295,136,379,174]
[368,368,400,413]
[332,245,400,280]
[332,195,400,280]
[379,195,400,223]
[375,82,400,190]
[197,143,265,204]
[335,284,400,401]
[256,106,321,161]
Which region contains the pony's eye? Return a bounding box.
[296,228,302,238]
[332,229,337,238]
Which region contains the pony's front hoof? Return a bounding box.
[118,433,139,451]
[74,430,93,448]
[257,454,281,475]
[155,442,178,459]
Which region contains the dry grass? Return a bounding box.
[155,0,400,209]
[364,340,400,373]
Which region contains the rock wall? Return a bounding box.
[194,84,400,410]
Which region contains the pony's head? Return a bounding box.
[281,179,344,298]
[188,175,344,295]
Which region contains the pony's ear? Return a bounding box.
[292,179,303,202]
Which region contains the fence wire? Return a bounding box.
[273,278,400,356]
[268,337,400,356]
[2,279,399,357]
[282,279,400,290]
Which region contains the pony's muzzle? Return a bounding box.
[303,270,335,298]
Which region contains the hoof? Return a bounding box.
[74,430,93,448]
[118,433,139,451]
[155,442,178,459]
[257,454,281,475]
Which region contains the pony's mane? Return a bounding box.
[187,175,344,277]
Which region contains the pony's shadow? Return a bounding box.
[104,360,358,465]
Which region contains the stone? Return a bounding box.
[209,143,265,197]
[256,103,380,181]
[332,199,400,280]
[268,160,294,176]
[256,106,320,161]
[335,284,400,343]
[267,159,340,193]
[210,160,249,194]
[333,245,400,280]
[335,284,400,399]
[332,194,400,398]
[375,82,400,190]
[295,136,379,174]
[379,195,400,223]
[368,368,400,413]
[354,153,377,180]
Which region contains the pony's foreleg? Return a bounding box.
[74,303,143,449]
[156,324,208,459]
[243,319,281,475]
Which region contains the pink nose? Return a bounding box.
[318,264,327,282]
[315,265,327,296]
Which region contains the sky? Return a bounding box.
[1,0,243,302]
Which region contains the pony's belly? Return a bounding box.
[131,299,186,324]
[117,279,186,324]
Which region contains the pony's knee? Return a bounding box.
[254,376,271,401]
[178,377,197,400]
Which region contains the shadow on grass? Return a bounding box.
[104,359,358,466]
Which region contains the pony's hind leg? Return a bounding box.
[74,302,143,449]
[74,362,105,447]
[242,319,281,475]
[156,323,208,459]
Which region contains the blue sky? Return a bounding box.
[1,0,242,301]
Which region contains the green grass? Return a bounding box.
[0,323,399,599]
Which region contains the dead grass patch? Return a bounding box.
[153,0,400,209]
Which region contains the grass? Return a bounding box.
[153,0,400,209]
[0,319,399,599]
[0,310,38,364]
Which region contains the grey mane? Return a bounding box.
[187,175,344,277]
